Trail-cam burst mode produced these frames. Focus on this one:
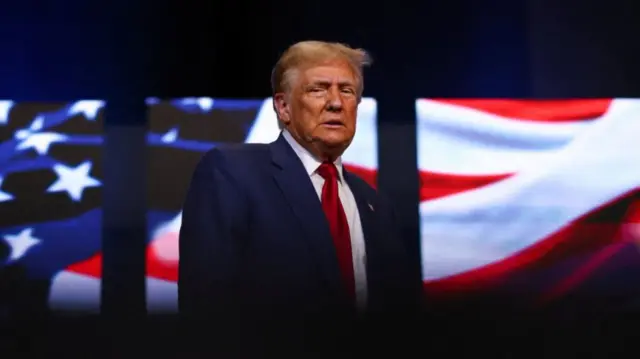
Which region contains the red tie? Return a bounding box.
[316,161,355,300]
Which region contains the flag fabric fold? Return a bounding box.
[417,98,640,304]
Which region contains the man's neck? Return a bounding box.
[283,129,340,163]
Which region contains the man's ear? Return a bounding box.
[273,93,290,127]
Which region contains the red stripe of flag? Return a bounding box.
[66,253,101,277]
[419,171,512,201]
[344,164,511,202]
[428,99,612,122]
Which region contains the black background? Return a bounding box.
[1,0,640,356]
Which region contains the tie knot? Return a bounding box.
[317,161,339,181]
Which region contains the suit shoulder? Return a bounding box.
[198,142,270,169]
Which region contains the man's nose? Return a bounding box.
[326,88,344,110]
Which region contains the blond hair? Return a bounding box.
[271,41,372,96]
[271,41,372,129]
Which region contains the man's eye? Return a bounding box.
[308,88,326,95]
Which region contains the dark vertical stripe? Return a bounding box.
[100,1,148,355]
[100,3,148,317]
[101,117,147,353]
[101,119,147,317]
[371,7,421,307]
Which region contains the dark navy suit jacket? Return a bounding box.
[178,134,423,353]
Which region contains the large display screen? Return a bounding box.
[417,98,640,306]
[146,97,378,312]
[0,100,104,314]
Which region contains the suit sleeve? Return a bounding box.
[178,149,248,323]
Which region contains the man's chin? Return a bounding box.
[312,135,348,148]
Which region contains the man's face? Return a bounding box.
[276,61,359,159]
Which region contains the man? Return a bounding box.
[178,41,423,354]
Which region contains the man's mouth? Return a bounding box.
[322,120,343,127]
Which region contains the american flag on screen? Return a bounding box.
[144,97,378,312]
[0,100,104,313]
[417,98,640,305]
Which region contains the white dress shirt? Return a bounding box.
[282,130,368,311]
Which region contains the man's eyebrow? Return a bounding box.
[308,79,356,86]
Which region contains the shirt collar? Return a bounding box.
[282,130,344,182]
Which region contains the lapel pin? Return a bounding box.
[368,203,374,212]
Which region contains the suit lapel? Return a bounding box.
[270,135,345,298]
[343,170,377,254]
[344,170,386,309]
